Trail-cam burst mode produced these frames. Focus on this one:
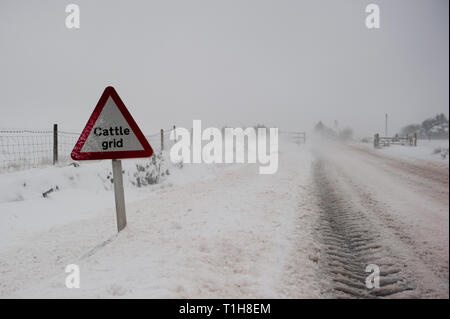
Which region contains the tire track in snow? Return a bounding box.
[334,165,449,285]
[313,159,415,298]
[327,157,449,298]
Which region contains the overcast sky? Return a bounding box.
[0,0,448,137]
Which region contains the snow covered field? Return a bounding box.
[0,137,448,298]
[0,139,321,298]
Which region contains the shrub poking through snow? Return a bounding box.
[432,147,449,159]
[129,152,170,187]
[0,151,179,204]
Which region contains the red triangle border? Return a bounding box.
[71,86,154,160]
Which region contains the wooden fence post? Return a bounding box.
[160,129,164,151]
[53,123,58,165]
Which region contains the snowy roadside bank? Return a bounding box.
[356,139,449,164]
[1,140,319,298]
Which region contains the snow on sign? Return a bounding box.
[71,86,153,160]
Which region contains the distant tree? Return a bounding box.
[339,127,353,141]
[422,113,447,131]
[314,121,339,138]
[314,121,325,132]
[421,118,434,132]
[399,113,448,139]
[437,113,447,123]
[400,124,421,137]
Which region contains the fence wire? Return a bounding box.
[0,128,175,172]
[58,131,80,163]
[0,127,305,172]
[0,131,53,171]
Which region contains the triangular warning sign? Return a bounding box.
[71,86,153,160]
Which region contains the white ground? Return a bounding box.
[0,138,448,298]
[362,139,449,163]
[0,139,321,298]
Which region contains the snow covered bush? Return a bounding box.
[128,152,170,188]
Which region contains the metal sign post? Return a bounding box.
[112,159,127,232]
[71,86,153,233]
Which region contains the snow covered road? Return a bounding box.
[312,141,449,298]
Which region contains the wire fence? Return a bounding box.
[58,131,80,163]
[0,126,175,173]
[0,130,53,171]
[0,126,305,173]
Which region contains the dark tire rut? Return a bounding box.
[313,159,415,298]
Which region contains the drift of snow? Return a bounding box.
[0,139,320,298]
[362,139,449,163]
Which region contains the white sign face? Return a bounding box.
[81,97,144,153]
